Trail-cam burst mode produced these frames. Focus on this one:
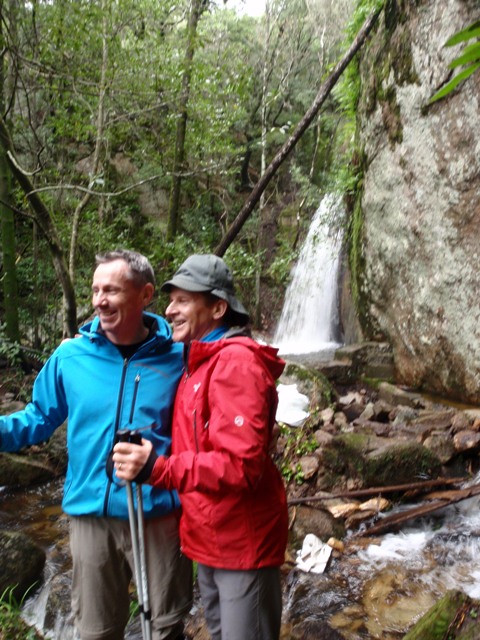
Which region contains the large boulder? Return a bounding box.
[0,530,46,601]
[352,0,480,403]
[320,432,442,489]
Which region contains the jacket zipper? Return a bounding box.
[103,359,141,516]
[129,374,141,424]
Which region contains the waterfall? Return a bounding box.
[274,193,344,355]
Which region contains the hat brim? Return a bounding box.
[161,275,212,293]
[161,278,250,326]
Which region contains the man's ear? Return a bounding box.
[142,282,155,306]
[212,299,228,320]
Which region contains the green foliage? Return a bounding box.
[429,21,480,103]
[0,0,365,340]
[267,240,300,288]
[0,586,42,640]
[0,324,21,366]
[278,422,318,484]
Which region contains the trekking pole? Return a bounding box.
[117,429,152,640]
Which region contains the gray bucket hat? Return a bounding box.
[161,254,250,326]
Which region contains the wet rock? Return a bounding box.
[41,571,75,637]
[316,360,354,385]
[353,419,392,437]
[283,571,350,638]
[390,405,419,426]
[341,401,366,422]
[333,411,348,429]
[450,412,472,434]
[314,429,334,447]
[298,455,319,480]
[290,505,345,545]
[364,441,442,486]
[452,430,480,454]
[392,409,454,442]
[0,452,61,486]
[361,567,438,637]
[280,362,333,410]
[378,382,425,409]
[320,432,442,489]
[290,619,346,639]
[423,432,457,464]
[372,399,394,422]
[334,342,394,382]
[357,401,375,422]
[464,408,480,423]
[319,406,335,425]
[0,529,46,601]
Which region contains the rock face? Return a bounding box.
[353,0,480,403]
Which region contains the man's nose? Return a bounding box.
[165,301,176,317]
[94,291,107,306]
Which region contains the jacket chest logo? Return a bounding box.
[193,382,202,393]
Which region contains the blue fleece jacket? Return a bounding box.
[0,313,184,519]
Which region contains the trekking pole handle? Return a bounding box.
[116,428,143,445]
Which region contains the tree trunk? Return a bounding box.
[0,0,20,343]
[0,117,77,337]
[166,0,208,240]
[214,5,383,256]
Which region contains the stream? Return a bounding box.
[2,470,480,639]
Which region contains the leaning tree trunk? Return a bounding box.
[214,5,383,256]
[0,117,77,337]
[0,0,20,344]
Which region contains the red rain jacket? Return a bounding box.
[151,336,288,569]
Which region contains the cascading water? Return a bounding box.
[274,193,344,356]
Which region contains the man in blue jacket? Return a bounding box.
[0,249,192,640]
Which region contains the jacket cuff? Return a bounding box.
[133,447,158,484]
[148,455,168,487]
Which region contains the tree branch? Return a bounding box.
[214,5,383,256]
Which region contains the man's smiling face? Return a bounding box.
[92,259,152,345]
[165,288,227,344]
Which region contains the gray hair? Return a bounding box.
[95,249,156,288]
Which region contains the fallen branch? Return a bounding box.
[356,482,480,537]
[287,477,467,506]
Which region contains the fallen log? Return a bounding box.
[287,476,467,506]
[356,482,480,537]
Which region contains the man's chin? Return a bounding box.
[172,328,188,344]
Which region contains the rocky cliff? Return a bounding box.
[352,0,480,403]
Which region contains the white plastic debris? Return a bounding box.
[275,384,310,427]
[295,533,333,574]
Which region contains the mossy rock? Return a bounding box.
[0,529,46,601]
[364,441,442,486]
[321,434,441,489]
[280,362,334,410]
[404,590,480,639]
[0,452,60,486]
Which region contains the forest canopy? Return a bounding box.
[0,0,365,354]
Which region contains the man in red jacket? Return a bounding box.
[114,254,288,640]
